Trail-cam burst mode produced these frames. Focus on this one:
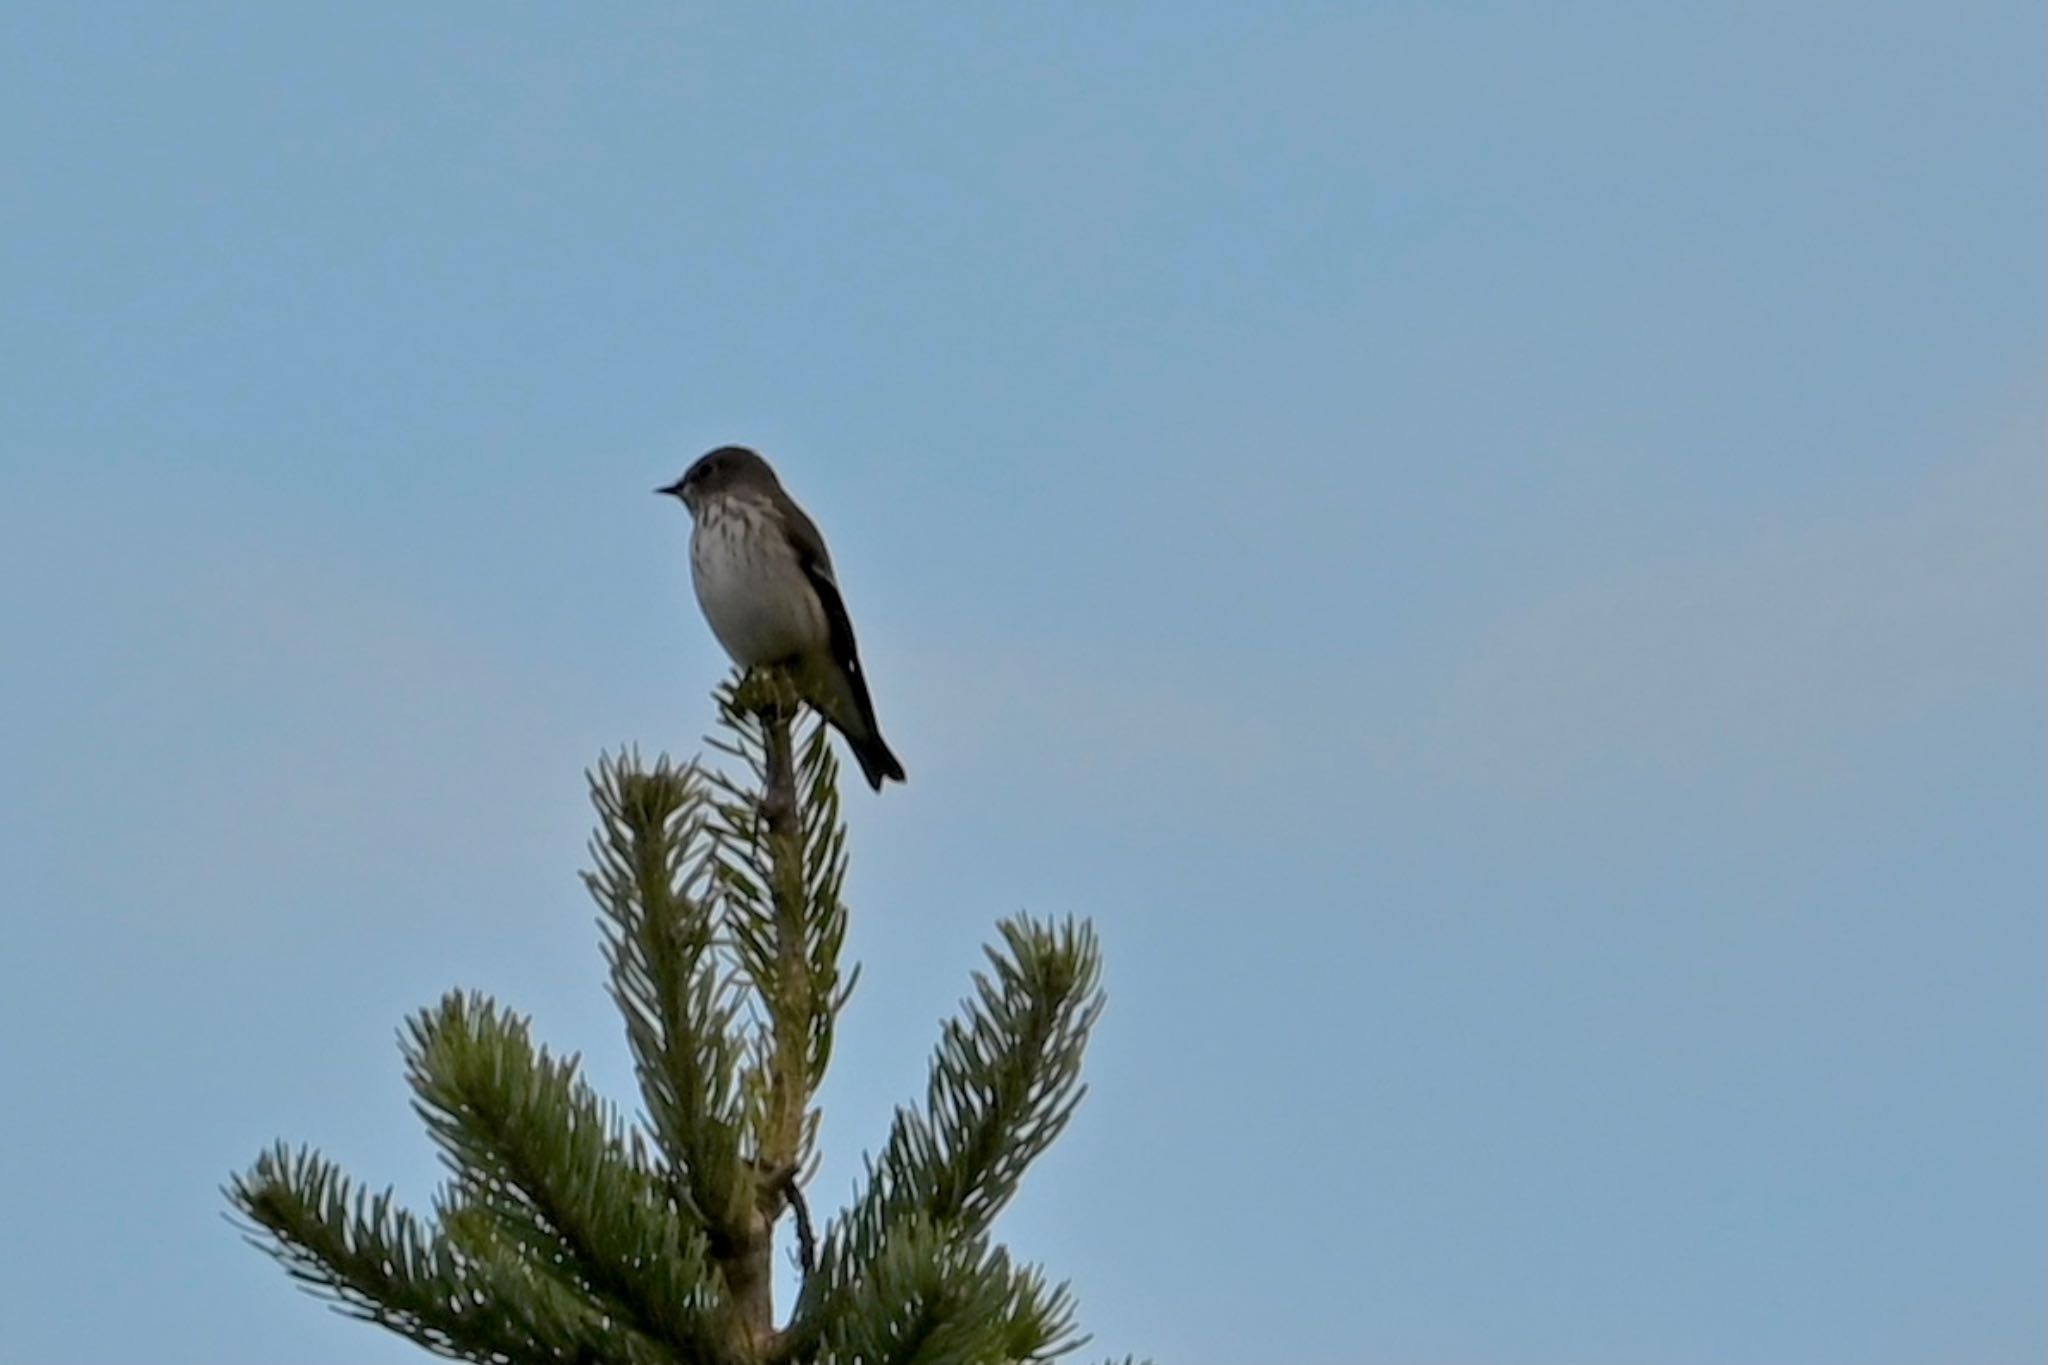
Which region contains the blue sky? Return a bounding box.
[1,4,2041,1361]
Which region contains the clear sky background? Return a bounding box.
[1,4,2041,1362]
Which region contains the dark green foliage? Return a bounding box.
[795,921,1102,1360]
[228,680,1135,1364]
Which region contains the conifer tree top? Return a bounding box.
[229,678,1136,1365]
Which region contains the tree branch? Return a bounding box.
[790,917,1104,1359]
[783,1170,817,1276]
[584,754,751,1247]
[404,992,725,1360]
[706,674,837,1353]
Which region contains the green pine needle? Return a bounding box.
[229,682,1121,1365]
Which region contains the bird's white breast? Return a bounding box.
[690,499,829,667]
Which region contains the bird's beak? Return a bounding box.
[656,480,685,498]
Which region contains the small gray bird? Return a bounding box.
[658,446,905,790]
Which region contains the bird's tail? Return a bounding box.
[799,656,905,791]
[847,729,906,791]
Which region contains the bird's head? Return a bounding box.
[657,445,778,513]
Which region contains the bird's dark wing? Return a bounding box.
[775,491,867,684]
[773,487,905,787]
[772,487,835,580]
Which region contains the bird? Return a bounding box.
[657,446,905,790]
